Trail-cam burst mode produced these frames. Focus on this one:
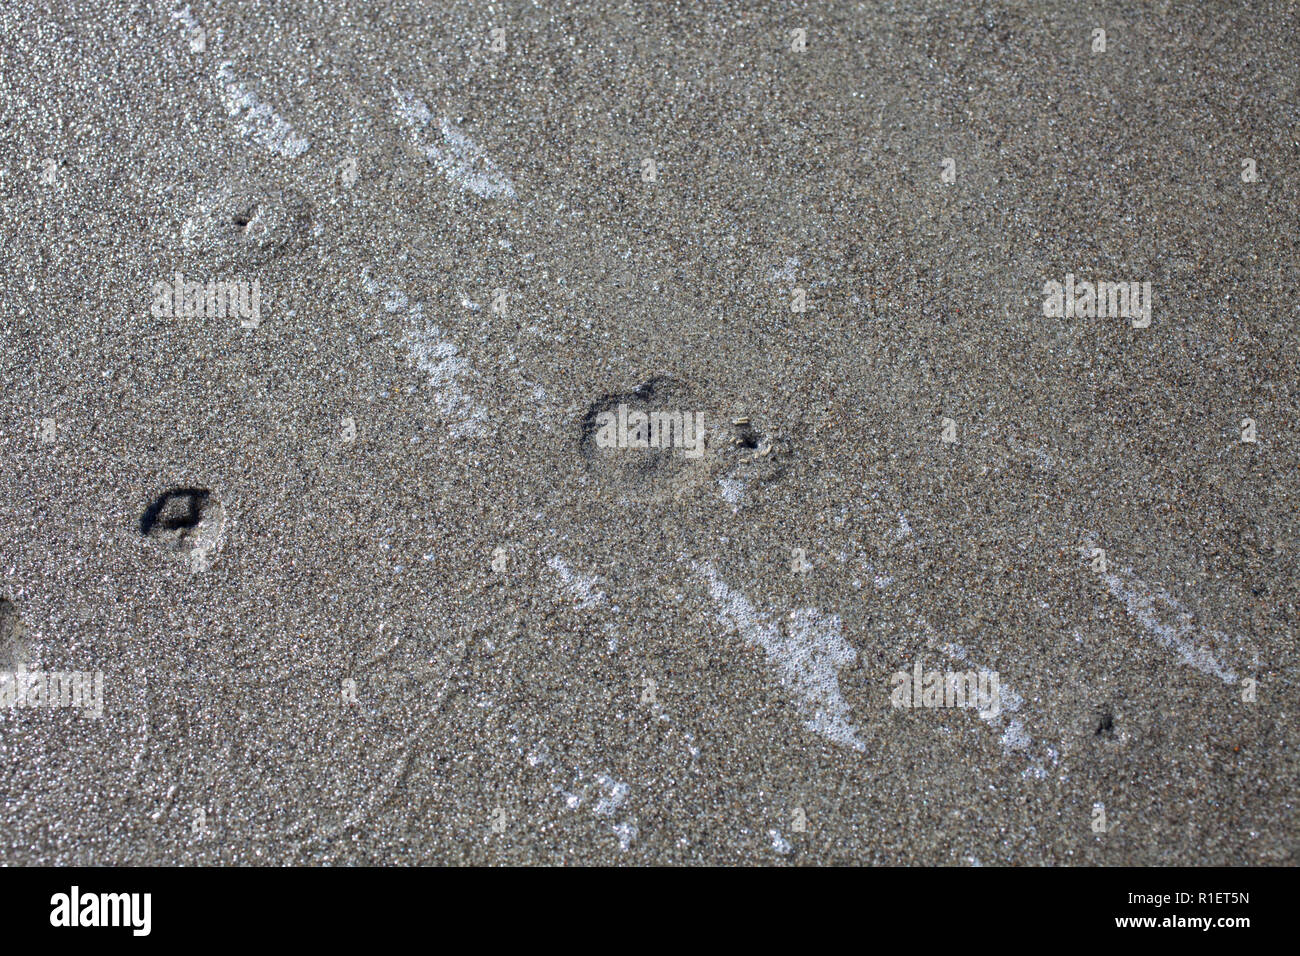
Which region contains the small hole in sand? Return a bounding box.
[231,204,259,230]
[140,488,224,554]
[1093,705,1115,738]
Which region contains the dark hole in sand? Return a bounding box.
[734,423,759,450]
[232,204,258,230]
[141,489,211,541]
[1094,705,1115,738]
[184,182,312,266]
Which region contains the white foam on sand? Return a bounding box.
[858,553,1054,778]
[1080,541,1240,684]
[522,744,638,852]
[215,62,309,158]
[547,555,607,610]
[362,271,488,437]
[593,774,630,816]
[394,90,517,200]
[693,562,865,752]
[718,477,746,507]
[171,8,305,159]
[169,4,208,51]
[920,613,1052,776]
[769,829,792,855]
[766,257,799,284]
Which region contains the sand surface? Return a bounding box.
[0,0,1296,864]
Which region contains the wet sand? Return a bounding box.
[0,0,1296,864]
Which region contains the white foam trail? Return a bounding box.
[919,613,1045,772]
[766,257,799,284]
[394,90,517,200]
[215,62,309,158]
[769,829,792,855]
[1081,543,1240,684]
[592,774,630,816]
[693,562,865,752]
[169,4,207,50]
[547,556,607,610]
[362,271,488,437]
[860,556,1052,776]
[718,478,746,507]
[612,822,637,852]
[546,554,621,647]
[170,8,306,159]
[523,744,638,852]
